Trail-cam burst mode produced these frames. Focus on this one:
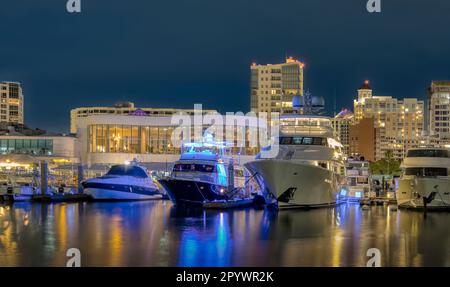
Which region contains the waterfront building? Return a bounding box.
[331,109,354,156]
[353,80,424,160]
[428,81,450,140]
[76,112,265,169]
[0,82,24,125]
[70,102,216,134]
[250,57,304,115]
[349,117,376,162]
[0,127,79,169]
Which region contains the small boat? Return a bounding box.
[159,140,254,208]
[345,158,371,202]
[1,186,38,202]
[82,160,164,200]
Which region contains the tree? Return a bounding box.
[369,150,401,175]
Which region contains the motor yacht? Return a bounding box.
[397,148,450,209]
[158,141,252,207]
[83,160,163,200]
[245,115,347,208]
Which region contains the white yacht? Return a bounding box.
[346,159,371,201]
[397,148,450,209]
[245,115,347,209]
[82,161,163,200]
[158,141,251,207]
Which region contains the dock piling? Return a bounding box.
[40,161,48,195]
[77,164,84,194]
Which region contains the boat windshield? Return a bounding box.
[406,149,450,158]
[181,142,230,157]
[106,165,148,178]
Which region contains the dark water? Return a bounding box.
[0,201,449,267]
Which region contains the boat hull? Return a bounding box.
[159,178,228,205]
[245,160,345,208]
[82,182,163,201]
[397,176,450,209]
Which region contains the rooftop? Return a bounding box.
[359,80,371,90]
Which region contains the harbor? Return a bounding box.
[2,1,450,270]
[1,109,449,267]
[1,201,449,267]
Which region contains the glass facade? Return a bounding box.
[88,124,260,155]
[89,125,178,154]
[0,139,53,155]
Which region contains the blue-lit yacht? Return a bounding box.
[82,161,163,200]
[158,141,251,207]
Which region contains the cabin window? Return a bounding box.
[292,137,302,145]
[404,167,448,177]
[279,136,326,146]
[173,164,193,172]
[406,150,450,158]
[194,164,215,173]
[313,137,324,145]
[280,137,293,145]
[173,164,215,173]
[302,137,313,145]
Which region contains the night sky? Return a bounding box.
[1,0,450,132]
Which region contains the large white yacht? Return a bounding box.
[245,115,347,208]
[158,140,251,207]
[397,148,450,209]
[82,161,163,200]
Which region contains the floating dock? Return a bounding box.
[32,193,91,203]
[359,197,396,206]
[1,192,92,203]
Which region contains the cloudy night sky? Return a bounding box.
[1,0,450,132]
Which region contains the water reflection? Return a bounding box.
[0,202,449,266]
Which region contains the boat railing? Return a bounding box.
[279,124,334,136]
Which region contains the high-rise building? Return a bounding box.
[353,80,424,160]
[70,102,216,134]
[0,82,24,125]
[250,57,304,114]
[331,109,354,156]
[428,81,450,140]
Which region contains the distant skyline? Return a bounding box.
[1,0,450,132]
